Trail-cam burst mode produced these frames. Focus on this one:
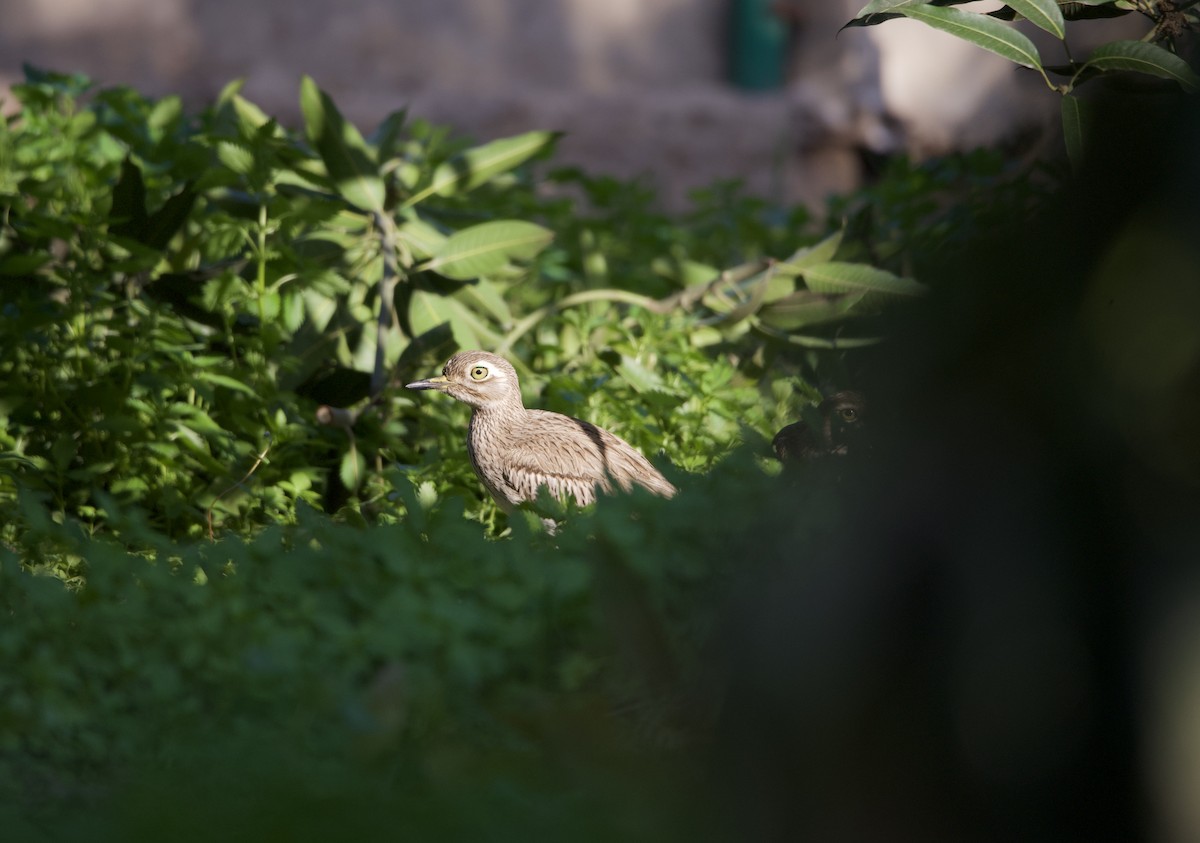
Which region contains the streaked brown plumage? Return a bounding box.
[406,351,676,513]
[773,390,868,465]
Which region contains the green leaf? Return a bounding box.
[455,278,513,327]
[616,356,666,394]
[147,95,183,140]
[1080,41,1200,93]
[217,141,256,175]
[776,230,844,277]
[299,76,384,212]
[0,253,52,276]
[854,0,922,12]
[194,371,258,397]
[395,217,447,261]
[370,108,408,162]
[232,94,274,135]
[168,403,224,437]
[1061,95,1090,170]
[423,131,561,201]
[408,289,498,349]
[702,266,780,327]
[423,221,554,281]
[843,0,959,28]
[145,185,197,251]
[757,291,867,330]
[339,448,366,491]
[899,4,1042,70]
[801,262,927,309]
[109,157,148,240]
[1005,0,1064,39]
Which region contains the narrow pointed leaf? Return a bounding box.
[424,221,553,281]
[194,371,257,397]
[339,448,366,491]
[1061,95,1091,171]
[370,108,408,162]
[1081,41,1200,93]
[843,0,968,28]
[617,356,666,394]
[145,184,197,250]
[1005,0,1064,39]
[408,289,498,349]
[802,261,927,309]
[216,141,256,175]
[776,230,845,276]
[395,218,447,260]
[899,4,1042,70]
[844,0,922,27]
[758,291,867,330]
[109,157,148,240]
[854,0,926,13]
[299,76,384,212]
[427,131,562,199]
[703,267,778,327]
[456,278,513,326]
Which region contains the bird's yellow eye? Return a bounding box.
[839,408,858,422]
[470,365,489,381]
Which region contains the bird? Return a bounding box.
[406,351,676,518]
[772,390,869,466]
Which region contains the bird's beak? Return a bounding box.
[406,375,450,391]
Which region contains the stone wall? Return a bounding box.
[2,0,1119,208]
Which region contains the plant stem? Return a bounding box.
[256,201,268,324]
[371,211,401,398]
[495,289,668,356]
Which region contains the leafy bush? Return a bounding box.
[0,62,1095,840]
[0,66,936,542]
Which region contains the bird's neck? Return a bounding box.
[469,401,526,433]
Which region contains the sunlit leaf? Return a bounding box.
[299,76,384,212]
[395,217,447,260]
[616,356,666,394]
[899,4,1042,70]
[776,230,845,277]
[456,278,513,326]
[802,261,927,309]
[408,289,499,349]
[758,290,867,330]
[418,131,561,203]
[217,141,255,176]
[423,221,553,281]
[339,448,366,491]
[194,371,257,396]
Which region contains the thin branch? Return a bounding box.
[371,210,401,399]
[206,437,272,540]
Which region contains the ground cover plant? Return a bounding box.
[2,49,1196,839]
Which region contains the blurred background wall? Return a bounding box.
[0,0,1090,209]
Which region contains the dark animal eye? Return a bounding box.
[470,366,489,381]
[839,408,857,422]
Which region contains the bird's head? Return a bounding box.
[821,390,868,454]
[406,350,523,411]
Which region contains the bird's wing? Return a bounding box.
[499,422,607,508]
[498,411,675,506]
